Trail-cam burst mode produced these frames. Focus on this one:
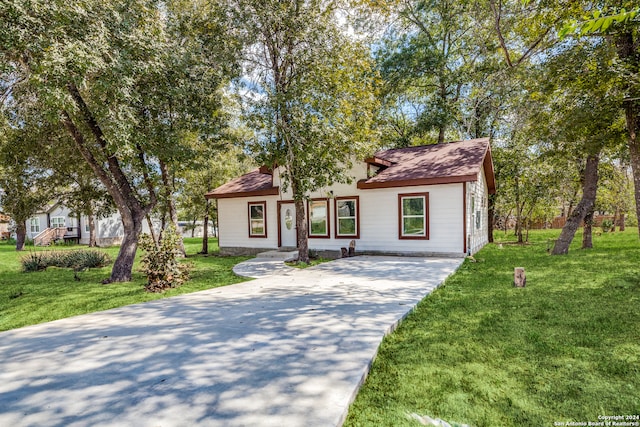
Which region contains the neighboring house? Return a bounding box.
[176,221,217,238]
[26,202,83,245]
[206,138,496,258]
[25,203,135,246]
[0,212,10,240]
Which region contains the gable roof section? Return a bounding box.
[205,169,279,199]
[358,138,496,194]
[206,138,496,199]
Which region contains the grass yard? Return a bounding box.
[345,229,640,427]
[0,238,250,331]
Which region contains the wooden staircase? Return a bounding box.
[34,227,67,246]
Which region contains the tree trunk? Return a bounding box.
[201,199,210,255]
[503,208,512,233]
[624,100,640,239]
[146,214,158,246]
[620,213,626,231]
[109,212,145,282]
[160,160,185,257]
[487,193,495,243]
[612,207,619,233]
[552,155,599,255]
[582,207,594,249]
[616,32,640,238]
[294,198,309,263]
[514,176,523,243]
[15,221,26,251]
[61,87,157,282]
[88,214,97,247]
[437,125,445,144]
[191,219,196,238]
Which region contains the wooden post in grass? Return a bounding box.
[514,267,526,287]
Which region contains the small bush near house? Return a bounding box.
[139,226,192,293]
[600,219,614,232]
[21,250,111,273]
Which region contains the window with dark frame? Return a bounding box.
[335,196,359,238]
[398,193,429,239]
[308,199,330,238]
[248,202,267,237]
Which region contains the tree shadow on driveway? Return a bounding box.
[0,256,462,427]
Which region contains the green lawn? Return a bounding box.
[346,229,640,427]
[0,238,250,331]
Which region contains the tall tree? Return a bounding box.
[531,40,626,254]
[236,0,378,263]
[0,0,236,280]
[540,4,640,237]
[377,0,494,146]
[0,118,54,250]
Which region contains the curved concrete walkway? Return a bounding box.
[0,256,463,427]
[232,258,296,278]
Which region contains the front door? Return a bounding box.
[279,202,297,248]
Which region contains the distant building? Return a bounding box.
[24,202,158,246]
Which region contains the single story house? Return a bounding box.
[25,203,159,246]
[206,137,496,258]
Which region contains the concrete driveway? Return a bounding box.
[0,256,462,427]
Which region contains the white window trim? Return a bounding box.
[335,196,359,238]
[51,216,65,228]
[399,193,429,240]
[29,218,40,233]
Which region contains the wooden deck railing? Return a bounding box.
[33,227,67,246]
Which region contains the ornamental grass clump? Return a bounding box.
[139,226,191,293]
[21,251,48,272]
[21,250,111,273]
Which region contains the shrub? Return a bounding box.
[21,251,48,272]
[139,225,191,293]
[63,250,112,270]
[21,250,111,273]
[601,219,614,233]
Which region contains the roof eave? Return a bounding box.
[482,143,497,195]
[205,187,280,200]
[357,175,479,190]
[364,156,393,168]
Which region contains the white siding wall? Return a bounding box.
[48,205,75,226]
[79,212,126,245]
[466,168,489,254]
[217,196,280,250]
[97,213,125,239]
[300,183,464,255]
[218,165,467,256]
[26,214,47,240]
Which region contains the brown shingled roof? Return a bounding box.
[205,169,278,199]
[358,138,495,194]
[206,138,495,199]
